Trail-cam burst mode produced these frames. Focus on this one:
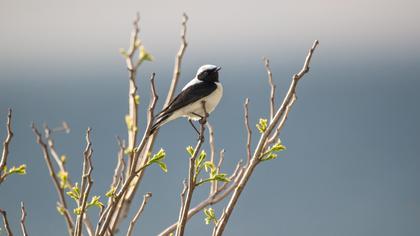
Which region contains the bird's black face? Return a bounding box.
[197,67,221,83]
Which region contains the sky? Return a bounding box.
[0,0,419,235]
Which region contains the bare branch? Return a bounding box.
[74,128,93,236]
[44,124,69,178]
[125,12,141,172]
[164,12,189,107]
[126,192,152,236]
[177,179,188,223]
[243,98,252,164]
[263,58,276,121]
[32,123,74,236]
[20,202,28,236]
[214,149,225,192]
[206,122,216,194]
[114,13,189,232]
[213,40,319,236]
[175,101,207,236]
[0,208,13,236]
[267,94,297,145]
[0,109,14,184]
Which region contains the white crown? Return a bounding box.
[196,64,218,76]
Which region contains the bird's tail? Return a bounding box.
[150,114,170,134]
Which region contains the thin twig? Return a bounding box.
[0,209,13,236]
[214,149,225,193]
[126,12,141,172]
[32,123,74,236]
[126,192,152,236]
[20,202,28,236]
[175,101,207,236]
[263,58,276,121]
[267,94,297,145]
[74,128,93,236]
[44,124,68,175]
[108,136,126,207]
[213,40,319,236]
[206,122,216,194]
[45,124,94,235]
[0,109,14,184]
[243,99,252,164]
[164,12,189,107]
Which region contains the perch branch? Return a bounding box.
[175,102,207,236]
[126,192,152,236]
[20,202,28,236]
[213,40,319,236]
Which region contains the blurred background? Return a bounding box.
[1,0,419,235]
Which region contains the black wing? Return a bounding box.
[150,81,217,134]
[159,81,217,118]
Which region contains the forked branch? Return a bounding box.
[213,40,319,236]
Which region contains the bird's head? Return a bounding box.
[196,64,221,83]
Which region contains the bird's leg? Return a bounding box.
[191,112,204,119]
[188,119,200,135]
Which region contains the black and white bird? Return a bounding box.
[150,64,223,134]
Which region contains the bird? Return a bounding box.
[150,64,223,134]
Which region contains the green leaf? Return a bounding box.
[157,161,168,173]
[213,173,230,183]
[105,186,116,198]
[203,161,215,173]
[195,150,206,168]
[87,196,104,209]
[261,153,278,161]
[256,118,268,133]
[73,207,82,215]
[60,155,67,164]
[125,115,133,131]
[149,148,166,163]
[203,208,217,225]
[271,139,286,152]
[7,164,26,175]
[124,148,134,155]
[139,46,154,62]
[66,183,80,201]
[119,48,128,58]
[134,39,141,48]
[56,205,65,215]
[58,170,70,189]
[135,95,140,105]
[186,146,194,156]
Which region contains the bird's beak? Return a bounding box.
[215,66,221,72]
